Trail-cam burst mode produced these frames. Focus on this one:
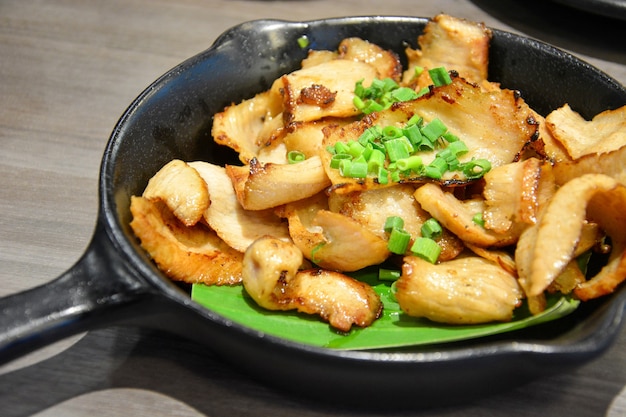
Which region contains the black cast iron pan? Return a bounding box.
[1,16,625,409]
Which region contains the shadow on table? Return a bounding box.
[0,325,623,417]
[470,0,626,66]
[0,327,330,417]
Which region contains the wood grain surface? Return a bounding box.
[1,1,625,416]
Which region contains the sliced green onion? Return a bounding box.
[330,153,351,169]
[382,125,404,140]
[354,79,365,97]
[384,216,404,233]
[339,159,352,176]
[407,114,423,127]
[358,126,382,145]
[377,167,389,185]
[334,141,350,155]
[428,67,453,87]
[421,118,448,142]
[287,150,306,164]
[362,100,384,114]
[353,96,366,110]
[404,123,424,147]
[348,141,365,158]
[396,155,423,172]
[387,227,411,255]
[367,149,386,173]
[447,140,469,156]
[310,242,326,264]
[347,159,368,178]
[379,268,401,281]
[411,237,441,264]
[472,212,485,228]
[462,159,492,179]
[424,156,448,179]
[297,35,309,49]
[385,138,411,162]
[442,131,460,143]
[416,86,430,98]
[390,87,418,102]
[421,218,443,239]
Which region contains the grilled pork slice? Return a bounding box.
[545,104,626,160]
[242,236,382,331]
[129,196,242,285]
[515,174,626,301]
[328,184,464,260]
[402,14,492,87]
[212,90,286,164]
[225,155,331,211]
[321,75,539,192]
[142,159,209,227]
[482,158,555,234]
[395,255,522,324]
[188,161,290,252]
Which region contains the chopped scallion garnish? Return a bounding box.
[421,218,443,239]
[472,212,485,228]
[428,67,453,87]
[396,155,423,173]
[388,227,411,255]
[287,150,306,164]
[379,268,401,281]
[384,138,411,162]
[462,159,492,179]
[384,216,404,233]
[411,237,441,264]
[297,35,310,49]
[421,118,448,142]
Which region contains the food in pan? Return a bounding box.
[129,14,626,334]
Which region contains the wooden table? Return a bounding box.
[1,1,625,415]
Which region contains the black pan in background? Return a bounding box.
[550,0,626,20]
[0,16,625,409]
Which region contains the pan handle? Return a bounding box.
[0,222,152,365]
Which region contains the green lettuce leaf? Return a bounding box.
[191,268,579,350]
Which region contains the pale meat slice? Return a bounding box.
[515,173,626,300]
[277,192,329,260]
[553,143,626,186]
[283,118,354,158]
[321,75,538,192]
[142,159,209,227]
[536,115,572,163]
[465,243,517,277]
[212,90,285,164]
[328,184,425,239]
[545,104,626,160]
[482,158,555,234]
[408,76,538,172]
[188,161,290,252]
[242,236,382,331]
[225,155,331,211]
[327,184,464,261]
[279,193,390,272]
[270,59,378,125]
[310,210,390,272]
[129,196,242,285]
[300,49,338,68]
[402,14,492,87]
[395,255,522,324]
[337,37,403,81]
[414,183,519,247]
